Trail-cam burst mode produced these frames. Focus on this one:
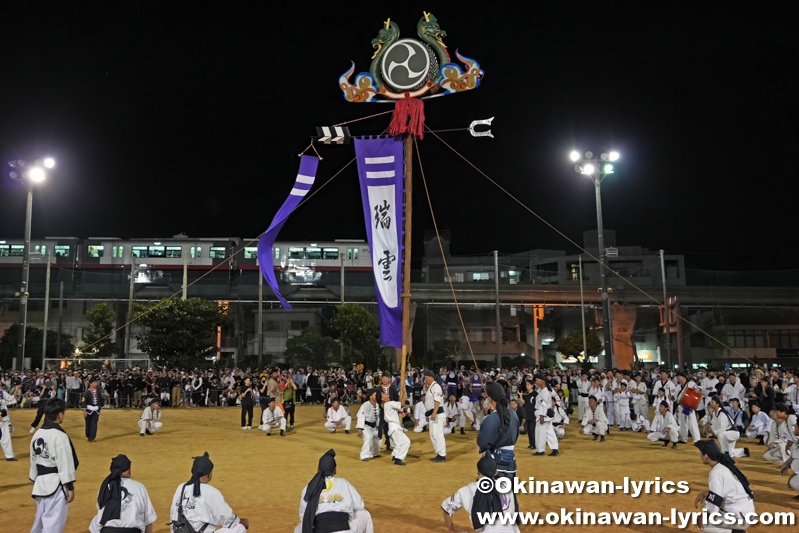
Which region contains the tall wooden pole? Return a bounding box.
[399,133,413,400]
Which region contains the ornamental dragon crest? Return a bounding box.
[339,12,483,103]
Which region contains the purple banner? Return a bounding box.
[257,155,319,311]
[354,135,404,348]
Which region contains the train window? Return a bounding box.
[209,246,226,259]
[88,245,104,258]
[8,245,24,256]
[244,247,258,259]
[288,247,305,259]
[149,246,165,257]
[323,247,339,260]
[132,246,148,258]
[347,248,352,260]
[118,246,124,258]
[166,246,182,258]
[54,246,70,257]
[353,248,359,260]
[195,246,202,258]
[306,247,322,260]
[0,245,9,256]
[274,247,280,260]
[112,245,117,258]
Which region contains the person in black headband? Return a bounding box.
[693,440,755,531]
[423,370,447,463]
[476,381,520,479]
[169,452,248,532]
[81,375,104,442]
[295,449,373,533]
[89,454,158,533]
[138,397,162,437]
[440,454,520,532]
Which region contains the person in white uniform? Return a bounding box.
[692,440,756,533]
[441,455,520,533]
[29,398,78,533]
[423,369,447,462]
[647,401,680,448]
[615,382,632,430]
[294,449,374,533]
[355,391,381,461]
[261,397,287,436]
[579,396,608,442]
[458,393,476,430]
[324,400,352,434]
[575,372,591,421]
[652,371,677,405]
[778,423,799,498]
[533,375,559,456]
[413,394,428,433]
[720,375,746,408]
[675,373,701,444]
[700,371,719,418]
[443,395,463,435]
[552,397,569,439]
[138,398,163,436]
[629,375,648,420]
[765,403,797,463]
[631,413,651,433]
[381,391,410,465]
[706,397,749,459]
[1,384,16,460]
[89,454,157,533]
[745,402,771,442]
[169,452,249,533]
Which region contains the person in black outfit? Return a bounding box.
[81,376,104,442]
[30,375,56,431]
[521,379,537,450]
[378,374,399,450]
[240,377,254,429]
[122,373,134,408]
[108,374,122,408]
[258,375,270,425]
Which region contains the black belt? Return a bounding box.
[365,421,376,428]
[425,407,444,417]
[37,465,58,475]
[314,511,350,533]
[101,527,142,533]
[579,393,589,398]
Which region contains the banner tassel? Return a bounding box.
[388,98,425,139]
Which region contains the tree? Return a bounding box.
[431,338,462,366]
[0,324,74,369]
[83,302,116,359]
[555,330,603,362]
[329,304,386,370]
[284,327,339,368]
[132,298,232,369]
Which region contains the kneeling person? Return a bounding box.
[325,400,352,434]
[441,455,521,533]
[579,396,608,441]
[382,392,410,466]
[647,401,679,448]
[138,398,162,436]
[89,454,157,533]
[294,449,374,533]
[261,398,286,436]
[169,452,249,532]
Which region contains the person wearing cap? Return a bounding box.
[693,439,756,532]
[647,401,679,448]
[424,369,447,462]
[440,454,521,533]
[294,449,373,533]
[579,396,608,442]
[764,403,797,463]
[778,421,799,500]
[29,398,78,533]
[89,454,157,533]
[138,398,163,437]
[169,452,249,532]
[675,372,701,444]
[261,397,286,436]
[80,376,104,442]
[705,396,749,459]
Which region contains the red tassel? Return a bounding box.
[388,98,425,139]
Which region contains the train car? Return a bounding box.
[237,239,372,286]
[79,236,241,270]
[0,237,80,269]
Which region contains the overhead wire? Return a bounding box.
[424,125,756,366]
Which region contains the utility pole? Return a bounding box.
[659,249,672,369]
[56,281,63,358]
[16,188,34,370]
[340,252,345,363]
[594,179,614,370]
[579,256,587,359]
[258,270,263,367]
[42,251,52,360]
[494,250,501,368]
[182,252,188,300]
[125,260,135,357]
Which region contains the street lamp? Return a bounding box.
[7,157,53,370]
[571,150,618,369]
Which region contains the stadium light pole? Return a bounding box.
[571,150,618,370]
[7,157,54,370]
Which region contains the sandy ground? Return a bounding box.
[0,404,796,532]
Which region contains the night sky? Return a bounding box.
[1,1,796,270]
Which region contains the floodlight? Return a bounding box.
[603,164,614,174]
[29,168,45,182]
[609,151,619,161]
[569,151,580,161]
[585,151,593,159]
[600,153,608,160]
[44,157,55,169]
[583,164,595,174]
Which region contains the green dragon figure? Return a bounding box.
[417,11,450,84]
[368,19,400,93]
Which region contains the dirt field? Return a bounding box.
[0,404,796,532]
